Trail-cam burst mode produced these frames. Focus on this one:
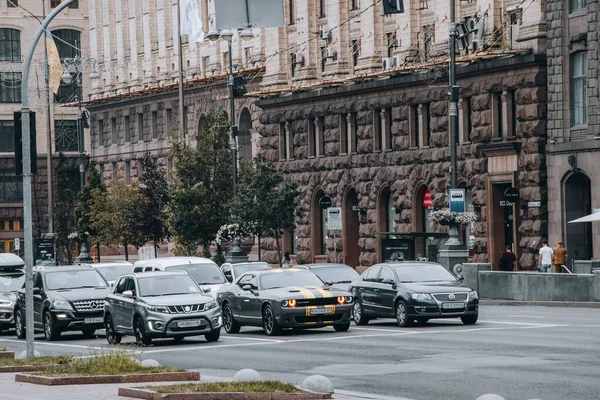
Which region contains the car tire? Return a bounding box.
[43,311,61,341]
[352,300,369,326]
[222,303,241,334]
[205,328,220,342]
[262,305,282,336]
[395,300,413,328]
[134,317,152,346]
[105,315,122,345]
[15,308,25,340]
[334,322,351,332]
[461,314,478,325]
[81,328,96,336]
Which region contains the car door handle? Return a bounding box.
[373,289,379,292]
[244,299,250,302]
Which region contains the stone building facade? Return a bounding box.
[0,0,90,253]
[546,0,600,262]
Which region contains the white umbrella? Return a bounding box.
[568,212,600,223]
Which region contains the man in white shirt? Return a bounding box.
[538,240,554,273]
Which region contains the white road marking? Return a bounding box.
[335,388,417,400]
[504,315,545,319]
[221,335,285,343]
[0,338,118,352]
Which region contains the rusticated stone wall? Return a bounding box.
[257,55,548,270]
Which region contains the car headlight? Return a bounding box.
[0,300,14,307]
[410,293,433,301]
[146,305,169,313]
[469,290,478,299]
[204,301,218,310]
[52,300,73,310]
[281,299,297,308]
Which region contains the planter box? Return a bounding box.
[0,352,15,359]
[15,371,200,386]
[118,387,332,400]
[0,365,49,373]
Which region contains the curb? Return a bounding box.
[0,365,49,373]
[118,387,332,400]
[0,352,15,359]
[479,300,600,308]
[15,371,200,386]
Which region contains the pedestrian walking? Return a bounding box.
[538,240,553,273]
[498,245,517,271]
[282,251,291,268]
[552,241,568,273]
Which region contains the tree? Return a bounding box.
[166,111,233,256]
[231,157,303,266]
[138,153,169,257]
[54,153,76,265]
[75,164,106,259]
[90,181,146,261]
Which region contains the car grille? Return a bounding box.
[295,314,345,324]
[432,293,469,302]
[166,304,205,314]
[296,298,340,307]
[73,300,104,312]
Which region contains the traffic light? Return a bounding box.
[383,0,404,14]
[14,111,37,175]
[233,74,247,97]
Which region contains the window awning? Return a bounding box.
[568,212,600,224]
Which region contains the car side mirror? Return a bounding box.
[242,284,252,291]
[224,272,233,282]
[324,281,333,286]
[122,290,135,298]
[33,287,40,295]
[381,278,395,285]
[202,286,212,293]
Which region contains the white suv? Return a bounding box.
[133,257,227,299]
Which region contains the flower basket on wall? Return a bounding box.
[429,210,477,228]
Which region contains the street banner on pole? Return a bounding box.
[215,0,284,29]
[179,0,204,43]
[45,31,62,95]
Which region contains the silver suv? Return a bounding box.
[104,271,221,346]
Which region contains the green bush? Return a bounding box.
[147,381,299,394]
[0,355,71,366]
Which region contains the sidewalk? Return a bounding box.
[0,372,382,400]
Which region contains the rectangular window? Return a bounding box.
[124,116,130,143]
[492,93,503,138]
[320,47,327,74]
[291,53,297,78]
[7,1,18,7]
[53,29,82,103]
[112,162,117,180]
[183,106,188,133]
[0,28,21,61]
[223,52,229,70]
[373,109,382,151]
[288,0,295,25]
[340,114,348,154]
[351,0,360,10]
[111,118,117,144]
[202,56,210,75]
[422,104,431,146]
[318,117,325,156]
[165,109,172,138]
[386,32,397,58]
[410,105,419,148]
[244,47,253,64]
[570,0,586,12]
[0,171,23,203]
[99,164,104,183]
[319,0,326,17]
[279,123,287,160]
[423,24,434,60]
[0,121,15,152]
[151,111,158,139]
[287,123,295,159]
[98,120,104,146]
[459,98,472,143]
[384,108,392,150]
[137,113,144,141]
[351,40,360,69]
[571,52,588,127]
[125,161,131,184]
[0,72,22,103]
[510,91,517,137]
[54,119,79,152]
[350,112,358,153]
[50,0,78,8]
[308,119,316,157]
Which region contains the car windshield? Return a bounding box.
[393,265,458,283]
[260,271,324,290]
[0,273,25,292]
[138,275,201,297]
[95,265,133,282]
[45,270,108,290]
[233,263,271,277]
[311,266,359,284]
[166,263,226,285]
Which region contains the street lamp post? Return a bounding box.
[61,56,99,263]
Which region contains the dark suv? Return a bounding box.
[14,265,111,341]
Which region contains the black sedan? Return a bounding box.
[350,262,478,327]
[217,268,353,336]
[294,263,359,292]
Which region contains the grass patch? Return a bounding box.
[0,355,71,367]
[33,351,182,377]
[145,381,299,394]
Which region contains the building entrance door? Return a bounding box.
[490,182,515,270]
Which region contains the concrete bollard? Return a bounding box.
[301,375,334,394]
[475,395,506,400]
[233,368,262,382]
[16,350,41,359]
[140,359,161,367]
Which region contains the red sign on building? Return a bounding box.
[423,189,433,207]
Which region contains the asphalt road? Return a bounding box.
[1,305,599,400]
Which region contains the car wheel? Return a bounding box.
[15,309,25,340]
[81,328,96,336]
[105,315,122,345]
[461,314,478,325]
[134,317,152,346]
[43,311,61,341]
[416,317,429,326]
[262,305,282,336]
[352,300,369,326]
[395,300,413,328]
[204,328,220,342]
[334,322,351,332]
[222,303,241,334]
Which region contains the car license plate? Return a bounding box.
[442,302,464,309]
[177,320,203,328]
[309,307,333,315]
[84,317,103,324]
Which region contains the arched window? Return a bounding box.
[564,172,593,261]
[238,108,253,163]
[311,190,327,258]
[0,28,21,61]
[52,29,82,103]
